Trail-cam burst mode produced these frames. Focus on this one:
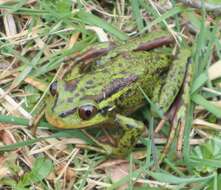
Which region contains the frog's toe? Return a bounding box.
[99,144,114,156]
[115,114,145,131]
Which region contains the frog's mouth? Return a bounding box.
[45,108,109,129]
[58,107,77,118]
[45,110,71,129]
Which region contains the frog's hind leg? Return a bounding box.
[157,108,181,164]
[158,93,188,165]
[156,49,190,113]
[156,49,191,164]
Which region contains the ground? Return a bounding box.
[0,0,221,189]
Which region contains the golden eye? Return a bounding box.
[49,81,57,96]
[78,104,97,120]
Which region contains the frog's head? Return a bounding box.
[45,80,112,129]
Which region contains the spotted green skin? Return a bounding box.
[45,33,191,156]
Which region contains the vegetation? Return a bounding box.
[0,0,221,189]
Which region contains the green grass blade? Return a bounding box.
[11,51,43,89]
[191,72,208,94]
[131,0,144,32]
[18,157,53,187]
[149,171,214,184]
[141,6,184,32]
[192,94,221,118]
[75,10,128,41]
[0,130,93,152]
[0,114,50,128]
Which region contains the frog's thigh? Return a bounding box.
[112,114,145,156]
[157,50,190,111]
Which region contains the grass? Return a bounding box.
[0,0,221,189]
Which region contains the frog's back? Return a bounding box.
[104,51,172,113]
[70,51,172,114]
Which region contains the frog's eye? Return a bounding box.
[49,81,57,96]
[78,105,97,120]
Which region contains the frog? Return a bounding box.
[44,32,191,157]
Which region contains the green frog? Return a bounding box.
[45,32,191,157]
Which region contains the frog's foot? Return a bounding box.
[111,114,145,157]
[101,114,145,157]
[80,115,145,157]
[75,143,113,155]
[158,105,186,165]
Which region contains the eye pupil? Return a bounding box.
[85,110,92,117]
[79,105,97,120]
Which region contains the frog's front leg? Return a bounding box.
[76,114,145,157]
[100,114,145,157]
